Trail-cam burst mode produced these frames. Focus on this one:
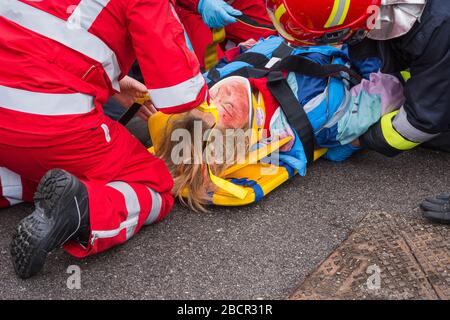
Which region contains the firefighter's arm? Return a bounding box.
[348,38,382,79]
[360,21,450,157]
[127,0,208,114]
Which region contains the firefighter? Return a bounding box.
[266,0,450,223]
[0,0,208,278]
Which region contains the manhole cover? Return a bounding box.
[290,212,450,300]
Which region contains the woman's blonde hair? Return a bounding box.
[156,114,249,212]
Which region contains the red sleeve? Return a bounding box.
[175,0,200,13]
[127,0,207,113]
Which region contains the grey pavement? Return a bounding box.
[0,148,449,300]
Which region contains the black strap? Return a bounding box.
[266,72,316,164]
[234,52,270,67]
[118,102,141,126]
[206,52,269,86]
[274,55,362,85]
[236,14,276,31]
[271,42,294,59]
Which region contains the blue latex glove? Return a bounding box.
[198,0,242,28]
[324,144,361,162]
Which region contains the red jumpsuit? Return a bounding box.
[0,0,207,258]
[176,0,277,69]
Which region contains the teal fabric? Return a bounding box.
[337,91,382,145]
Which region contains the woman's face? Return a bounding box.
[210,80,249,129]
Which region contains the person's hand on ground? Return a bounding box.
[198,0,242,28]
[421,193,450,224]
[113,76,157,122]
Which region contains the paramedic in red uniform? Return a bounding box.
[176,0,277,69]
[0,0,208,278]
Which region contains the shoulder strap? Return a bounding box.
[206,42,294,87]
[273,55,362,85]
[266,71,316,164]
[271,42,294,59]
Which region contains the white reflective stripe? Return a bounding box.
[323,87,350,129]
[106,182,141,240]
[303,90,327,114]
[69,0,110,30]
[392,107,440,143]
[149,72,206,109]
[101,123,111,143]
[91,216,139,242]
[0,0,121,90]
[144,187,162,226]
[0,85,94,115]
[0,167,23,206]
[265,57,281,69]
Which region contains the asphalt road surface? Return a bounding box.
[0,148,449,300]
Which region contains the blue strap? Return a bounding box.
[207,191,214,205]
[230,178,264,202]
[279,161,295,179]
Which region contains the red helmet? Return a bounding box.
[267,0,381,46]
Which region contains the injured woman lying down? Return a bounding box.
[155,37,405,211]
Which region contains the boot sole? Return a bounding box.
[11,170,80,279]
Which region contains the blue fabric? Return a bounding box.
[205,61,252,85]
[279,161,295,179]
[351,57,382,79]
[315,124,341,149]
[277,131,308,176]
[198,0,242,28]
[337,91,382,145]
[231,178,264,202]
[324,144,361,162]
[184,31,194,52]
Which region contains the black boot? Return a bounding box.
[10,169,90,279]
[421,193,450,224]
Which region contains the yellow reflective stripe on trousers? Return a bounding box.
[381,111,419,151]
[0,85,95,115]
[0,0,121,90]
[324,0,351,28]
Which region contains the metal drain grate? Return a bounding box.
[290,212,450,300]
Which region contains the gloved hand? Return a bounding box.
[324,144,361,162]
[198,0,242,28]
[421,193,450,224]
[114,76,157,121]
